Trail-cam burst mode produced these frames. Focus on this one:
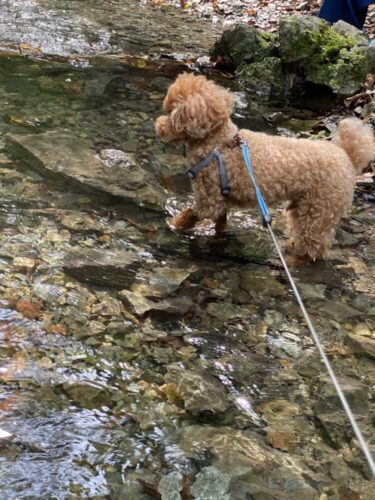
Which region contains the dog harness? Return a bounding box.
[186,133,272,226]
[186,149,231,196]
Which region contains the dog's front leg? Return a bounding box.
[170,207,199,232]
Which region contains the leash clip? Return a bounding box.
[186,169,196,180]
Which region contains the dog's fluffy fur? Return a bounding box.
[155,73,374,262]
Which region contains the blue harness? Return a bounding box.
[186,136,272,227]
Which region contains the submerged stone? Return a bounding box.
[178,425,318,499]
[314,376,369,444]
[63,380,111,408]
[120,291,193,317]
[345,333,375,359]
[131,265,196,299]
[164,364,230,416]
[190,466,231,499]
[64,248,141,289]
[5,131,167,211]
[157,471,184,500]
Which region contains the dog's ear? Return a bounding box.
[170,90,233,139]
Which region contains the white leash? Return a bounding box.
[267,223,375,478]
[239,137,375,477]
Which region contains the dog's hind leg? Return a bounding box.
[286,203,339,262]
[170,207,199,232]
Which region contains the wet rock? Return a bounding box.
[317,300,361,321]
[120,291,193,317]
[268,330,302,358]
[157,471,184,500]
[205,302,243,323]
[190,466,231,499]
[110,479,150,500]
[210,24,275,68]
[299,282,326,300]
[314,376,368,444]
[237,57,285,104]
[63,380,111,408]
[266,428,300,452]
[240,269,284,297]
[64,248,141,289]
[91,295,125,318]
[164,364,230,415]
[345,334,375,360]
[0,0,220,59]
[190,229,274,264]
[131,266,196,299]
[6,132,167,211]
[178,425,318,499]
[279,15,328,64]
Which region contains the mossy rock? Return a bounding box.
[279,15,370,95]
[211,15,373,102]
[210,24,276,68]
[279,15,329,63]
[307,45,371,95]
[236,57,285,104]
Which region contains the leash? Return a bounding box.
[240,139,375,478]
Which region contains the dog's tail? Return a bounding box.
[333,117,374,173]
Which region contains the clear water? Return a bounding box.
[0,2,374,499]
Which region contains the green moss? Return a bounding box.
[280,15,369,94]
[236,57,284,103]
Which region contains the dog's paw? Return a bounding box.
[284,254,313,268]
[169,208,198,232]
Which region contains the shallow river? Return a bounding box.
[0,1,374,499]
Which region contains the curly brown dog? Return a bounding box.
[155,73,374,264]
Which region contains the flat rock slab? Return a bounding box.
[0,0,220,58]
[64,248,142,289]
[6,131,167,211]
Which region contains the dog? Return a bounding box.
[155,73,374,265]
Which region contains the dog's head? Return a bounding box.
[155,73,233,143]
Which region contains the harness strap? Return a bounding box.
[216,152,231,196]
[187,151,216,180]
[187,150,231,196]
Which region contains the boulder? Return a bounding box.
[210,24,276,68]
[211,15,373,101]
[279,16,371,95]
[5,132,167,211]
[236,57,285,104]
[279,15,326,64]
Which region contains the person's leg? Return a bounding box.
[318,0,369,29]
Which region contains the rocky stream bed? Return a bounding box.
[0,1,374,499]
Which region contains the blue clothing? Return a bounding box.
[318,0,375,29]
